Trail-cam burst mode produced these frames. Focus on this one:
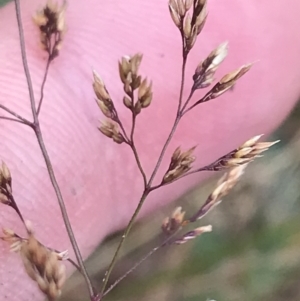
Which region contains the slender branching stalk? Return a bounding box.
[99,190,149,297]
[0,116,29,125]
[99,9,194,298]
[37,55,51,115]
[0,104,32,125]
[37,30,61,116]
[12,0,96,299]
[8,193,26,224]
[103,227,182,297]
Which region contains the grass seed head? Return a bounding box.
[99,120,125,144]
[33,0,67,58]
[163,146,196,184]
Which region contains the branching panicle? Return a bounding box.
[0,0,279,300]
[2,1,96,299]
[92,1,278,298]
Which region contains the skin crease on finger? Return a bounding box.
[0,0,300,299]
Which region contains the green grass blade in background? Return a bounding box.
[0,0,11,8]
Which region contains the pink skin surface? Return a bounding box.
[0,0,300,299]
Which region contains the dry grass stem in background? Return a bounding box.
[0,0,278,300]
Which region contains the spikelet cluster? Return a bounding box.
[33,0,66,59]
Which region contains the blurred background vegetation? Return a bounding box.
[0,0,10,7]
[60,104,300,301]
